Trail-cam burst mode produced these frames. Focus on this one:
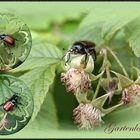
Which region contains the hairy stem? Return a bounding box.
[105,65,111,80]
[100,47,111,79]
[107,47,128,77]
[130,58,135,80]
[92,77,102,100]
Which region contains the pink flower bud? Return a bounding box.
[0,119,8,131]
[122,84,140,105]
[61,68,91,93]
[73,103,103,129]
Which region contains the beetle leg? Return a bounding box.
[85,53,88,64]
[93,49,96,61]
[84,48,90,64]
[89,48,96,61]
[64,51,71,66]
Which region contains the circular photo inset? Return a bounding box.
[0,12,32,71]
[0,74,34,135]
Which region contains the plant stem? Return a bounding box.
[92,47,109,100]
[105,65,111,80]
[92,77,102,100]
[102,102,123,115]
[100,47,111,79]
[107,47,128,77]
[130,58,135,80]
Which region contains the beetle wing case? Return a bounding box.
[3,35,15,46]
[3,101,14,112]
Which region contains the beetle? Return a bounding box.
[3,95,19,112]
[0,34,15,46]
[64,40,96,65]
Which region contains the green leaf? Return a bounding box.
[0,3,94,30]
[105,103,140,127]
[124,16,140,57]
[11,57,58,73]
[73,8,140,48]
[20,65,56,121]
[102,15,136,43]
[28,91,59,130]
[30,41,62,59]
[73,21,103,46]
[11,41,62,72]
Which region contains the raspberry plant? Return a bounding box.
[8,7,140,131]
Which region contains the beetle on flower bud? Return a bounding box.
[64,40,96,67]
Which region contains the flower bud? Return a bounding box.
[0,113,8,131]
[122,84,140,105]
[0,65,11,71]
[73,103,103,129]
[65,54,94,73]
[61,68,91,93]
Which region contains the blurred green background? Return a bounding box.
[0,2,140,138]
